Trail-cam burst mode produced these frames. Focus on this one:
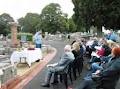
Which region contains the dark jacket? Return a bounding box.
[72,50,83,61]
[72,50,80,59]
[102,44,111,56]
[91,40,98,51]
[98,57,120,88]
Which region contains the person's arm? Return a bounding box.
[92,63,103,71]
[98,59,120,77]
[47,63,58,67]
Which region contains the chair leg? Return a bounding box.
[60,75,63,83]
[73,68,77,80]
[78,62,83,76]
[77,66,81,76]
[63,74,68,89]
[69,71,73,84]
[80,62,83,73]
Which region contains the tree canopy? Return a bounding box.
[0,3,77,35]
[72,0,120,33]
[18,13,40,34]
[40,3,69,33]
[18,3,75,34]
[0,13,14,36]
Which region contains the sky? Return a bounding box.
[0,0,74,21]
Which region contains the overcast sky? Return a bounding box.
[0,0,74,21]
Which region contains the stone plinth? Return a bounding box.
[9,22,18,47]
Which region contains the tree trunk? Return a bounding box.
[97,26,102,37]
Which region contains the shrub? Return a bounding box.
[7,32,33,41]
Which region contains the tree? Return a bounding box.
[68,18,76,32]
[72,0,120,35]
[0,13,14,36]
[18,3,72,34]
[40,3,69,33]
[0,13,14,22]
[102,0,120,30]
[18,13,40,34]
[72,0,86,32]
[72,0,101,32]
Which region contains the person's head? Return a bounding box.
[71,40,76,45]
[38,31,42,35]
[111,47,120,57]
[93,37,98,41]
[101,39,108,45]
[35,31,41,36]
[72,42,80,51]
[64,45,72,52]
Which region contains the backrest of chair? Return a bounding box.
[63,61,73,74]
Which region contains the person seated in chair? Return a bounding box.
[41,45,75,87]
[77,47,120,89]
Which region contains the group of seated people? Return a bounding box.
[41,40,85,88]
[77,37,120,89]
[40,36,120,89]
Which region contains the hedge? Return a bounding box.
[7,32,33,41]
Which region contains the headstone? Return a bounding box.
[0,41,5,55]
[21,35,27,42]
[45,32,48,39]
[0,63,17,84]
[0,34,3,40]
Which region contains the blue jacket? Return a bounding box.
[106,33,118,42]
[33,33,42,44]
[91,63,103,73]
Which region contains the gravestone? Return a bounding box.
[0,63,17,87]
[21,35,27,43]
[0,41,5,55]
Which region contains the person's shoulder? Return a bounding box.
[115,57,120,62]
[65,52,70,55]
[65,52,73,56]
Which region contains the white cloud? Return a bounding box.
[0,0,74,21]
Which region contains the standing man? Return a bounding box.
[33,31,42,48]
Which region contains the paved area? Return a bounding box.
[22,40,88,89]
[23,40,72,89]
[22,40,120,89]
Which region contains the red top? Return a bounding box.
[96,48,105,57]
